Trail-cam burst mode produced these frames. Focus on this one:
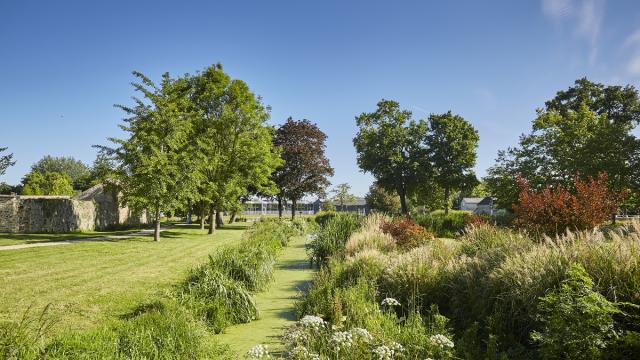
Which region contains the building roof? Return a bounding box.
[462,197,493,206]
[328,197,367,206]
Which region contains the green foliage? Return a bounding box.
[45,300,233,359]
[353,99,430,214]
[178,220,300,332]
[428,111,480,214]
[413,210,471,238]
[365,181,401,214]
[308,213,362,266]
[29,155,90,190]
[0,305,54,360]
[21,171,74,196]
[530,264,620,360]
[331,183,357,210]
[298,214,640,358]
[321,201,336,212]
[0,147,15,177]
[191,64,282,228]
[486,78,640,209]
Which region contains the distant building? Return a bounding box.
[242,198,315,216]
[460,196,494,215]
[313,197,369,215]
[241,196,369,216]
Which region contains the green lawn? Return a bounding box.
[217,234,315,356]
[0,223,247,334]
[0,229,145,247]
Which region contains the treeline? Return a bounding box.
[97,65,333,241]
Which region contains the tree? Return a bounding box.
[331,183,356,211]
[30,155,91,190]
[353,99,430,214]
[22,171,74,196]
[365,181,401,214]
[0,147,15,177]
[272,118,334,219]
[105,71,196,242]
[191,64,281,232]
[427,111,479,214]
[486,79,640,210]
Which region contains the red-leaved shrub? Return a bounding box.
[464,214,488,227]
[380,218,434,248]
[513,173,626,235]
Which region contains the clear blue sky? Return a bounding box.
[1,0,639,196]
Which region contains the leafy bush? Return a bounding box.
[46,300,233,359]
[530,264,619,360]
[514,173,626,235]
[313,211,338,226]
[414,210,471,238]
[380,218,433,248]
[308,213,361,266]
[179,268,257,332]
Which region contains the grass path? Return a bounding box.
[217,234,314,356]
[0,224,247,334]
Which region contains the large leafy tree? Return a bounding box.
[30,155,91,190]
[273,118,334,219]
[365,181,401,214]
[0,147,15,177]
[331,183,357,211]
[353,100,429,214]
[486,79,640,209]
[22,171,74,196]
[427,111,479,214]
[105,71,196,242]
[191,64,281,233]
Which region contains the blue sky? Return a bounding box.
[1,0,639,196]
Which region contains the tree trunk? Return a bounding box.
[216,210,224,227]
[399,187,408,215]
[199,203,205,231]
[208,206,216,235]
[291,199,297,220]
[278,196,283,218]
[154,207,161,242]
[229,211,237,223]
[444,186,450,215]
[186,203,192,224]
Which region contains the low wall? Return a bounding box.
[0,188,148,233]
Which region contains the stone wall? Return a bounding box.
[0,185,149,233]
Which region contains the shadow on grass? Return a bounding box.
[0,229,145,245]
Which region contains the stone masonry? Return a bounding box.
[0,184,148,233]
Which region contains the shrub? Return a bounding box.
[345,214,395,255]
[514,173,626,235]
[414,210,471,238]
[179,268,258,332]
[380,218,433,248]
[308,213,361,266]
[530,264,619,360]
[313,211,337,226]
[46,300,234,359]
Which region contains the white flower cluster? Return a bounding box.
[246,344,270,358]
[288,345,320,360]
[380,297,401,306]
[350,327,373,342]
[429,334,454,349]
[331,331,353,351]
[283,327,308,344]
[372,342,404,360]
[299,315,326,331]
